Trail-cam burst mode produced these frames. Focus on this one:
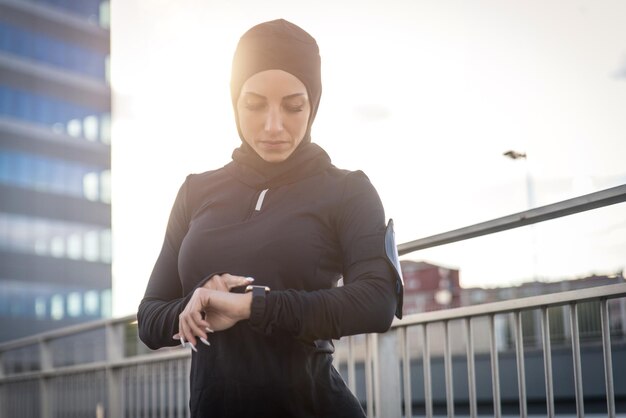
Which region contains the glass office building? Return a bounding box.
[0,0,111,342]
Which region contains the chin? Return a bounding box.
[261,153,289,163]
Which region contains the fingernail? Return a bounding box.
[206,327,214,333]
[189,343,197,353]
[200,337,211,346]
[245,277,255,282]
[179,337,186,348]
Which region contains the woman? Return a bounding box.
[138,19,403,417]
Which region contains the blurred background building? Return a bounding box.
[0,0,111,342]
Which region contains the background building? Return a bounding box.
[401,259,626,353]
[401,260,462,314]
[0,0,111,342]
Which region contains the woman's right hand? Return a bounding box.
[174,274,253,350]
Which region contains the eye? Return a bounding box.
[244,101,266,111]
[283,103,305,113]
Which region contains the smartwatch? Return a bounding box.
[246,285,270,322]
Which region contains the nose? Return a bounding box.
[264,105,283,134]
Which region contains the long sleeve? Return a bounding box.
[249,171,398,341]
[137,176,192,349]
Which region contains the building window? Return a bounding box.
[0,212,111,263]
[100,289,112,318]
[67,292,82,317]
[83,172,100,201]
[83,115,99,141]
[83,230,100,262]
[50,294,64,320]
[50,236,65,258]
[84,290,100,316]
[100,170,111,204]
[0,148,109,202]
[67,234,82,260]
[0,85,110,142]
[35,297,47,319]
[100,229,112,263]
[66,118,82,137]
[0,20,107,79]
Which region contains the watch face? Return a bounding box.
[252,286,265,298]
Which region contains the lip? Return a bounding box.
[258,140,290,149]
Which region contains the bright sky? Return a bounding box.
[110,0,626,317]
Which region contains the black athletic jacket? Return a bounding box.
[137,144,399,417]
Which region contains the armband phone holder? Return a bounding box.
[385,219,404,319]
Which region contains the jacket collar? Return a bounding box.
[226,142,332,189]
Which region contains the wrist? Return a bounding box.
[240,292,253,320]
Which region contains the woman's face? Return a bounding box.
[237,69,311,162]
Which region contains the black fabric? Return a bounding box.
[137,148,398,417]
[228,142,331,189]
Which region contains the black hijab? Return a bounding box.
[229,19,330,187]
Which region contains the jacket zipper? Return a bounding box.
[254,189,269,211]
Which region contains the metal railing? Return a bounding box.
[0,314,191,418]
[336,283,626,417]
[1,184,625,417]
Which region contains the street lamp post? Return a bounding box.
[503,150,538,281]
[503,150,534,208]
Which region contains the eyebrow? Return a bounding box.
[242,92,307,100]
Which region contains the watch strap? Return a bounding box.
[246,285,269,326]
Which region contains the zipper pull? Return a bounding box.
[255,189,269,211]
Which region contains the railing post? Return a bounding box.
[569,303,584,418]
[105,322,124,418]
[39,338,53,418]
[377,330,401,418]
[347,336,356,394]
[600,299,616,416]
[620,298,626,340]
[0,350,5,418]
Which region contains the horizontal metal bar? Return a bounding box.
[398,184,626,255]
[2,185,623,354]
[0,349,190,383]
[392,283,626,328]
[7,283,621,358]
[0,314,137,352]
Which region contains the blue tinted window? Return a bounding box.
[0,280,106,321]
[0,212,111,266]
[14,152,30,187]
[0,20,106,79]
[0,85,108,142]
[0,152,9,183]
[0,23,8,50]
[35,0,103,20]
[15,90,29,120]
[0,86,10,114]
[0,149,107,200]
[33,156,48,189]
